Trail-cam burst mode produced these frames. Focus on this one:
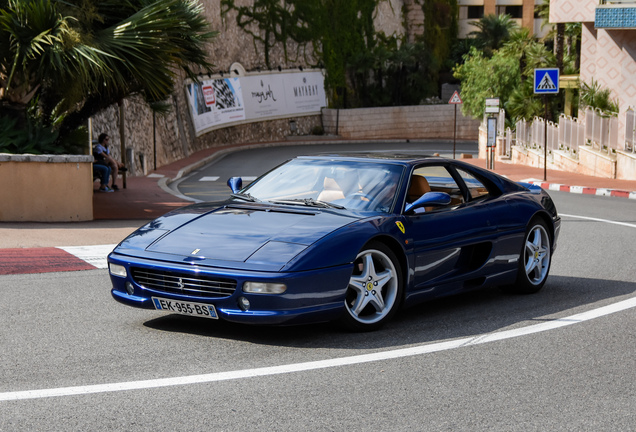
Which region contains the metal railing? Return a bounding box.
[506,106,625,157]
[503,127,513,156]
[558,114,584,156]
[625,108,636,153]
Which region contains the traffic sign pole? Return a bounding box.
[534,68,560,181]
[453,104,457,159]
[544,95,548,181]
[448,91,463,159]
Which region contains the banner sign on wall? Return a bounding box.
[186,77,246,133]
[185,70,326,136]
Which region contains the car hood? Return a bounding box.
[115,203,361,270]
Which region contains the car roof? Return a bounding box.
[298,151,442,165]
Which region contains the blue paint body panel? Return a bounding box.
[108,154,560,326]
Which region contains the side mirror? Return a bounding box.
[405,192,451,213]
[227,177,242,194]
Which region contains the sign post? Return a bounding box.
[485,98,500,169]
[448,91,463,159]
[534,68,560,181]
[487,117,497,170]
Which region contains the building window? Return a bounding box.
[496,6,523,19]
[467,6,484,19]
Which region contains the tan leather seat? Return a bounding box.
[407,175,431,202]
[317,177,345,202]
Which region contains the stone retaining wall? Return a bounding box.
[91,95,323,177]
[322,106,481,140]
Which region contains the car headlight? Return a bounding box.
[243,281,287,294]
[109,263,127,278]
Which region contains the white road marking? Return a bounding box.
[1,296,635,402]
[3,213,632,402]
[57,244,116,269]
[560,213,636,229]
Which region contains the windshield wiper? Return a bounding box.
[231,192,259,202]
[270,198,345,209]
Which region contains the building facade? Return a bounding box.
[458,0,549,38]
[551,0,636,143]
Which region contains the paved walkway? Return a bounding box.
[1,139,635,275]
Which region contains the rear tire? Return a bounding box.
[505,218,552,294]
[340,242,403,331]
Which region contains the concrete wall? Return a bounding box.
[322,105,481,140]
[0,155,94,222]
[550,0,596,23]
[617,150,636,180]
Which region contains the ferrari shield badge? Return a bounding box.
[395,221,405,234]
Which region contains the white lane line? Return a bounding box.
[56,244,116,269]
[2,296,636,402]
[560,213,636,229]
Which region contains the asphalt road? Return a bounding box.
[171,140,479,202]
[1,144,635,431]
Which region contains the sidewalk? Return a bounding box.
[1,140,636,274]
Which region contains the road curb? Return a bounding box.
[525,181,636,199]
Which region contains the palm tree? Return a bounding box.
[581,79,619,114]
[0,0,216,148]
[535,0,580,73]
[468,14,518,57]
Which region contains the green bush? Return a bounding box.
[0,115,86,155]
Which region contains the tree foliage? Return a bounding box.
[0,0,216,153]
[453,46,520,119]
[222,0,443,108]
[454,25,565,124]
[422,0,458,70]
[535,0,581,72]
[580,79,619,114]
[468,14,518,57]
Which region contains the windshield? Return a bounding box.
[242,158,404,213]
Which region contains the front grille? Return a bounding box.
[131,268,237,298]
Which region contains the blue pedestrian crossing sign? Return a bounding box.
[534,68,560,94]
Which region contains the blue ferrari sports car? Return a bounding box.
[108,153,560,331]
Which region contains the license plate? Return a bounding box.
[152,297,218,319]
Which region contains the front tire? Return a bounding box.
[505,218,552,294]
[340,242,403,331]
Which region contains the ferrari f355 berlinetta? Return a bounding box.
[108,154,560,331]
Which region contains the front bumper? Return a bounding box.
[108,252,352,325]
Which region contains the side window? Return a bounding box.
[456,168,490,200]
[409,165,465,207]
